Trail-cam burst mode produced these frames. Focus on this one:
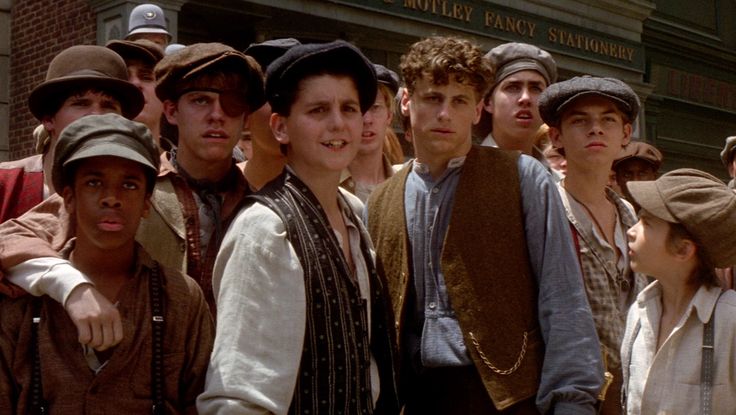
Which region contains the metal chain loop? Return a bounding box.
[469,331,528,376]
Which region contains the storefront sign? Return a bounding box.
[334,0,644,72]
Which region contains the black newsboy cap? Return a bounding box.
[265,40,377,115]
[373,63,400,96]
[538,75,640,126]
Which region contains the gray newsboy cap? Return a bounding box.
[538,76,640,126]
[266,40,377,115]
[53,113,160,192]
[720,136,736,166]
[486,42,557,89]
[627,168,736,267]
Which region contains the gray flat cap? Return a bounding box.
[538,76,640,126]
[486,42,557,89]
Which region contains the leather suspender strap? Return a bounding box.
[700,291,723,415]
[29,298,47,415]
[149,262,165,415]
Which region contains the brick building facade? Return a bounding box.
[8,0,96,160]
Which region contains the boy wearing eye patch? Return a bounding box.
[0,43,264,350]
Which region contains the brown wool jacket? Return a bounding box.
[367,146,544,410]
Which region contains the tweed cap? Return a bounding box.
[538,76,640,126]
[106,38,164,66]
[245,38,302,69]
[613,141,663,170]
[154,42,265,113]
[52,113,160,192]
[373,63,400,96]
[126,3,170,39]
[627,168,736,267]
[720,136,736,166]
[486,42,557,89]
[28,45,144,121]
[265,40,377,114]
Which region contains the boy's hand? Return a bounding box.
[65,284,123,351]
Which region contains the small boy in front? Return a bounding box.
[539,76,649,414]
[622,169,736,414]
[0,113,214,414]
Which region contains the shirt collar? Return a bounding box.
[412,156,466,176]
[637,281,723,324]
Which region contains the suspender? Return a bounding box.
[623,291,723,414]
[28,262,166,414]
[149,263,165,415]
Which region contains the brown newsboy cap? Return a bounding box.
[613,141,663,170]
[155,42,265,113]
[538,75,640,127]
[28,45,144,120]
[106,38,164,66]
[627,168,736,267]
[53,113,160,193]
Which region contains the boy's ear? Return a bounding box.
[61,186,75,216]
[400,88,411,117]
[270,113,289,145]
[142,198,152,219]
[473,100,483,125]
[162,100,179,125]
[673,238,697,262]
[622,122,633,147]
[547,126,564,149]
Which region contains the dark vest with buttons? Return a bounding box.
[251,171,399,415]
[367,145,543,411]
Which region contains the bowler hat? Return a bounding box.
[627,168,736,267]
[107,38,164,66]
[538,76,640,127]
[126,3,171,40]
[53,113,160,192]
[266,40,377,114]
[613,141,663,170]
[155,42,265,114]
[374,64,400,96]
[28,45,144,121]
[245,38,302,69]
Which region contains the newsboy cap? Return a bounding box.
[107,38,164,66]
[52,113,160,192]
[154,42,265,113]
[245,38,302,69]
[126,3,171,40]
[265,40,377,115]
[486,42,557,90]
[538,76,640,126]
[720,136,736,166]
[28,45,144,121]
[627,168,736,267]
[373,63,400,96]
[613,141,663,171]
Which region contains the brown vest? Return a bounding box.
[368,145,543,410]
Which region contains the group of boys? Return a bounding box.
[0,17,706,415]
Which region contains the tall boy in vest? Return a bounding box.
[0,113,213,414]
[367,36,602,414]
[198,40,399,414]
[539,76,649,414]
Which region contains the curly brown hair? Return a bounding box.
[400,36,494,101]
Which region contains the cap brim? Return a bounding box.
[127,27,171,38]
[107,41,162,65]
[627,180,677,222]
[557,91,631,117]
[28,76,144,121]
[63,136,158,173]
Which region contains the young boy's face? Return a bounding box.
[164,75,247,169]
[626,209,674,278]
[401,74,482,164]
[271,74,363,177]
[63,156,151,252]
[127,59,163,131]
[485,70,547,145]
[359,89,392,156]
[548,95,632,170]
[43,90,123,140]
